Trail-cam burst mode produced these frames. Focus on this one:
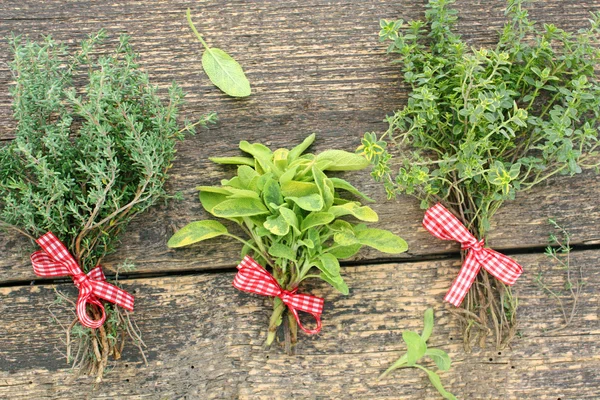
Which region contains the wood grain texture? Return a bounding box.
[0,0,599,282]
[1,250,599,399]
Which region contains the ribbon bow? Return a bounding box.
[233,255,324,334]
[30,232,134,329]
[423,203,523,306]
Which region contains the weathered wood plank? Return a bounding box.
[1,0,599,283]
[1,249,599,399]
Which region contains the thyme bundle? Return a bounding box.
[0,31,216,380]
[360,0,600,349]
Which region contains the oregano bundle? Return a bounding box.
[0,31,216,380]
[359,0,600,349]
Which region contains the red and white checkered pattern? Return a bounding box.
[423,203,523,306]
[233,255,324,334]
[31,232,134,329]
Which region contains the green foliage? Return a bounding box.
[0,31,216,271]
[359,0,600,236]
[380,309,456,400]
[187,9,251,97]
[168,134,408,295]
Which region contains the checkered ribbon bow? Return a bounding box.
[423,203,523,306]
[30,232,134,329]
[233,256,324,334]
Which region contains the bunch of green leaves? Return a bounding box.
[187,8,251,97]
[359,0,600,348]
[0,30,215,380]
[535,219,584,332]
[168,134,407,346]
[380,309,456,400]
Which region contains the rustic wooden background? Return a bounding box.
[1,0,600,399]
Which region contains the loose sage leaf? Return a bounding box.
[356,228,408,253]
[424,369,458,400]
[268,242,296,261]
[210,156,255,166]
[168,220,228,248]
[187,9,251,97]
[301,212,335,231]
[403,331,427,366]
[316,150,371,171]
[287,194,324,212]
[422,308,434,342]
[328,202,379,222]
[211,198,269,218]
[425,348,451,371]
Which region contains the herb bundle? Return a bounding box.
[168,134,408,352]
[359,0,600,349]
[0,31,216,381]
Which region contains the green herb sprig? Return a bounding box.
[186,8,251,97]
[380,309,456,400]
[0,31,216,381]
[168,134,408,351]
[359,0,600,349]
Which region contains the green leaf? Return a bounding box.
[287,194,324,211]
[187,9,251,97]
[268,243,296,261]
[425,348,452,371]
[424,369,457,400]
[402,331,427,366]
[301,212,335,231]
[262,178,283,208]
[199,190,229,214]
[209,156,255,166]
[316,150,370,171]
[288,134,316,162]
[212,198,269,217]
[313,165,334,209]
[326,243,362,259]
[278,206,300,233]
[281,180,319,197]
[168,220,228,248]
[355,228,407,254]
[264,213,290,236]
[319,271,349,295]
[329,202,379,222]
[237,165,260,188]
[317,253,341,276]
[422,308,434,342]
[329,177,375,202]
[239,141,274,173]
[333,231,360,246]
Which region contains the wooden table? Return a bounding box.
[1,1,599,398]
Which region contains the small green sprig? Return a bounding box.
[168,134,408,349]
[380,309,457,400]
[359,0,600,349]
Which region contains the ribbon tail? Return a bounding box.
[91,280,135,311]
[444,250,481,306]
[480,248,524,286]
[287,305,322,335]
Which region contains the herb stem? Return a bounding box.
[186,8,211,51]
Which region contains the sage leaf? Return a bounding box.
[278,206,300,233]
[199,190,228,213]
[317,253,341,276]
[287,194,324,212]
[301,212,335,231]
[356,228,408,253]
[422,308,434,341]
[288,133,315,162]
[187,9,251,97]
[330,177,375,202]
[319,271,349,295]
[425,348,452,371]
[167,220,228,248]
[424,369,458,400]
[329,202,379,222]
[268,243,296,261]
[210,156,255,166]
[403,331,427,366]
[316,150,370,171]
[281,180,319,197]
[211,198,269,218]
[325,243,362,259]
[264,213,290,236]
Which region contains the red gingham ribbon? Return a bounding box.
[30,232,134,329]
[423,203,523,306]
[233,256,324,334]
